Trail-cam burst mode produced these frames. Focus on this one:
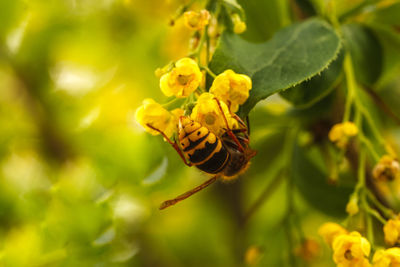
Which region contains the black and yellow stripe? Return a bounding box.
[179,117,229,174]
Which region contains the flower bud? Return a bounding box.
[232,14,246,34]
[183,10,210,31]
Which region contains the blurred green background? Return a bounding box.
[1,0,400,266]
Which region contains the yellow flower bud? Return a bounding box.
[232,14,246,34]
[328,122,358,149]
[160,58,202,98]
[318,222,348,247]
[372,247,400,267]
[332,232,371,267]
[190,92,238,135]
[342,121,358,136]
[373,155,400,182]
[183,10,210,31]
[135,98,178,138]
[346,195,359,216]
[209,69,252,112]
[384,215,400,246]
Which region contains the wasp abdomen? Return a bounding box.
[196,147,229,173]
[179,117,229,174]
[188,138,218,161]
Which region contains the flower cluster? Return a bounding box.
[319,223,370,267]
[319,220,400,267]
[373,155,400,182]
[136,2,250,138]
[328,122,358,149]
[136,56,251,138]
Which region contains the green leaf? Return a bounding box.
[292,143,353,218]
[375,77,400,119]
[209,18,341,117]
[367,23,400,88]
[237,0,291,42]
[341,23,383,86]
[280,50,344,108]
[368,2,400,27]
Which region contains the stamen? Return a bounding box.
[177,74,191,85]
[344,249,353,260]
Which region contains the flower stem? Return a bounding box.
[365,205,387,224]
[162,97,185,109]
[366,189,394,219]
[342,54,357,122]
[359,134,381,162]
[200,65,217,78]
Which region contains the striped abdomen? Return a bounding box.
[179,117,229,174]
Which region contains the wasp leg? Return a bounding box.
[159,175,219,210]
[231,114,249,139]
[231,130,250,144]
[146,124,192,167]
[232,113,247,129]
[213,98,245,152]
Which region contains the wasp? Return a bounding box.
[147,98,256,210]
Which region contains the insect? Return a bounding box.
[147,98,256,210]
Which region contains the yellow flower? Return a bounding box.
[190,92,238,135]
[332,232,371,267]
[135,98,178,138]
[160,58,202,98]
[209,69,252,112]
[183,10,210,31]
[318,222,348,247]
[346,194,359,216]
[372,247,400,267]
[373,155,400,181]
[232,14,246,34]
[329,122,358,149]
[384,215,400,246]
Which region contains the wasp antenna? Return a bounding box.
[159,175,219,210]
